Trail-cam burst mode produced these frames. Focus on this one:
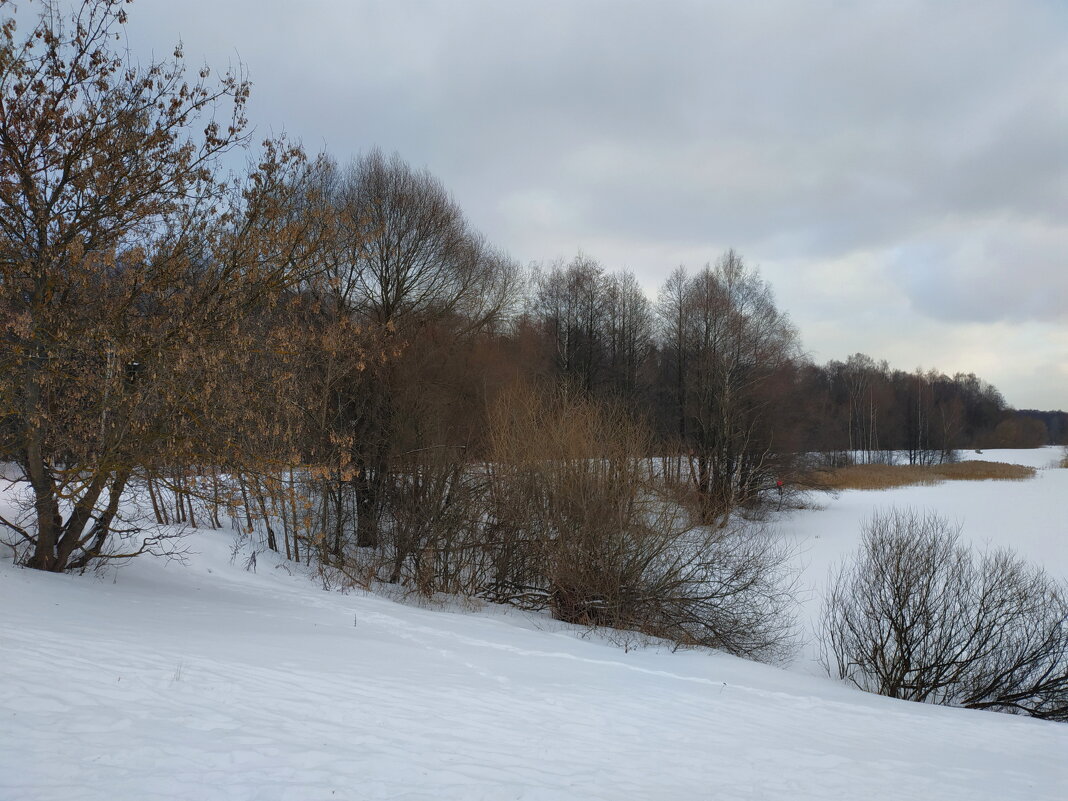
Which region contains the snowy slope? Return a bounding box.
[1,450,1065,800]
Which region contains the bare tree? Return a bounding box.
[658,251,800,523]
[602,270,653,404]
[842,353,886,462]
[532,254,608,393]
[657,266,690,443]
[335,149,514,331]
[821,509,1068,720]
[299,151,516,549]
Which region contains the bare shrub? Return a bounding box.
[382,445,485,595]
[483,384,798,662]
[821,509,1068,720]
[635,520,799,661]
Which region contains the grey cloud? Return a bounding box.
[125,2,1066,250]
[115,0,1066,404]
[895,223,1068,325]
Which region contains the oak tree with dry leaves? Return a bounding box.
[0,0,325,570]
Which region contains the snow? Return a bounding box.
[955,446,1066,470]
[785,447,1068,675]
[1,449,1065,800]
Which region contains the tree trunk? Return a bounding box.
[68,471,131,572]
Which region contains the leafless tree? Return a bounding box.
[298,151,516,549]
[657,251,800,523]
[657,266,690,443]
[602,271,654,403]
[821,509,1068,720]
[532,254,608,393]
[334,149,514,332]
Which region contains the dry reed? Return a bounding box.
[814,460,1036,491]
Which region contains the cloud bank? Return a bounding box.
[123,0,1067,407]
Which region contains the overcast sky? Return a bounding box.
[121,0,1066,409]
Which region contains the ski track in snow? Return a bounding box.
[1,448,1066,800]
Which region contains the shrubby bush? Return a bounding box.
[821,509,1068,720]
[354,384,799,662]
[482,385,799,661]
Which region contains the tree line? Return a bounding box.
[0,0,1055,577]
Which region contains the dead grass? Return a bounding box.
[812,460,1037,491]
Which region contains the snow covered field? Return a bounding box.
[1,449,1065,800]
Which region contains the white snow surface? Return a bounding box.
[788,447,1068,674]
[1,448,1066,800]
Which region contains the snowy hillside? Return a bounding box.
[1,449,1065,800]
